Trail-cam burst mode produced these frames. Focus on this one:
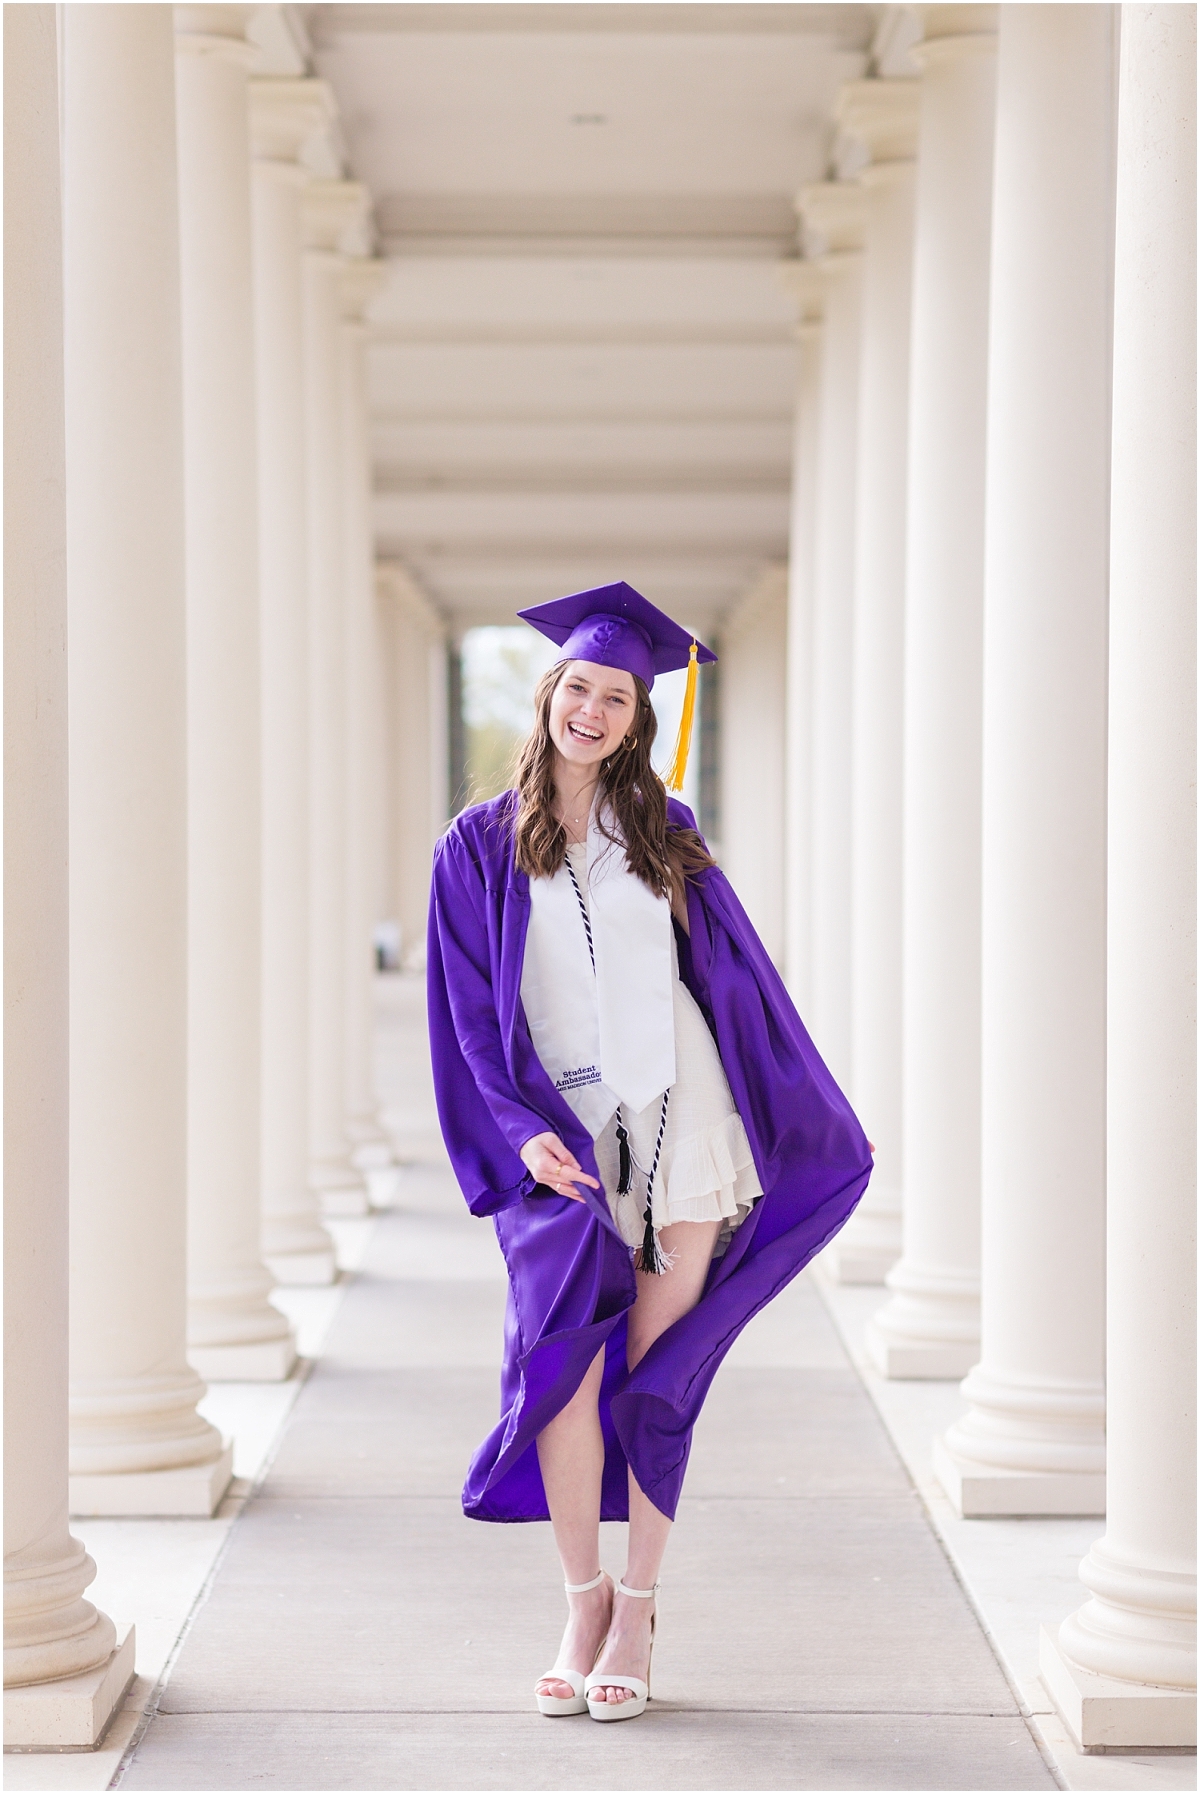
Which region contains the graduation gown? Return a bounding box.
[426,790,873,1523]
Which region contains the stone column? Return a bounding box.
[824,82,919,1283]
[933,5,1113,1518]
[251,79,337,1285]
[176,12,295,1380]
[868,13,997,1379]
[377,564,450,971]
[63,2,230,1516]
[778,269,823,1015]
[3,3,134,1745]
[719,568,789,964]
[795,183,866,1100]
[1040,4,1197,1747]
[303,181,373,1217]
[340,256,393,1185]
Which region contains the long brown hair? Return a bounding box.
[512,661,715,898]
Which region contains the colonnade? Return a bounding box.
[3,0,1195,1763]
[4,4,393,1745]
[785,4,1195,1749]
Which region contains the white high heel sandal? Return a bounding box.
[535,1570,612,1716]
[585,1579,658,1722]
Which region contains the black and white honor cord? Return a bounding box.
[565,853,670,1274]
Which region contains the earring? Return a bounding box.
[625,735,637,751]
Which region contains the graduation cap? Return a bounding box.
[518,581,716,792]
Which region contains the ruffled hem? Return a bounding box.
[602,1110,763,1253]
[656,1110,762,1227]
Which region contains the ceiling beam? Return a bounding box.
[367,322,797,347]
[309,4,881,40]
[374,468,788,495]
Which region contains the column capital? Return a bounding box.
[340,257,386,322]
[914,4,998,47]
[836,77,921,170]
[174,4,255,39]
[174,4,257,64]
[303,179,374,256]
[175,32,257,71]
[912,30,998,76]
[796,180,867,257]
[249,76,335,165]
[776,259,824,329]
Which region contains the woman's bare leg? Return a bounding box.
[534,1345,611,1700]
[589,1218,721,1704]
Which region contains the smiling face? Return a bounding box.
[548,659,639,771]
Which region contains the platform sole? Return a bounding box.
[536,1688,588,1716]
[586,1692,649,1721]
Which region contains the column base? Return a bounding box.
[317,1184,370,1218]
[819,1238,899,1284]
[188,1336,297,1382]
[3,1623,135,1752]
[263,1247,337,1286]
[365,1164,402,1210]
[866,1321,979,1379]
[349,1129,394,1172]
[353,1144,393,1171]
[1040,1624,1197,1749]
[866,1260,980,1378]
[932,1436,1106,1517]
[310,1152,368,1219]
[69,1443,233,1517]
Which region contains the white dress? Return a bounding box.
[563,842,762,1255]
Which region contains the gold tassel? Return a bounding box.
[663,640,699,793]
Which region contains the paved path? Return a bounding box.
[121,980,1056,1791]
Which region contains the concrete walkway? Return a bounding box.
[119,979,1056,1791]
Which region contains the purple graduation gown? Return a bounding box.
[427,791,872,1523]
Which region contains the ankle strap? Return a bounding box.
[564,1570,607,1594]
[615,1579,659,1599]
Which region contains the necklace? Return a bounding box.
[558,788,595,837]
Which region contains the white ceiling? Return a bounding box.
[307,3,878,631]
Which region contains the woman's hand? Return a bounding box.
[519,1132,601,1201]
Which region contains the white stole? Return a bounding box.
[521,808,676,1137]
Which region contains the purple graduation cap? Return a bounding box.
[518,581,716,694]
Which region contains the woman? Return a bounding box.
[427,581,871,1723]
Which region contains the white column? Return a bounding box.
[377,565,449,972]
[778,269,823,1014]
[304,181,372,1217]
[933,5,1113,1518]
[824,83,919,1283]
[251,79,337,1285]
[63,2,230,1517]
[868,15,997,1379]
[1040,5,1197,1748]
[795,183,866,1099]
[3,4,134,1745]
[340,257,393,1183]
[176,14,295,1381]
[719,568,789,964]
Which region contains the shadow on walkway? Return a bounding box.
[121,976,1054,1791]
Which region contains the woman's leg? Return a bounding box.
[534,1344,611,1699]
[589,1218,721,1704]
